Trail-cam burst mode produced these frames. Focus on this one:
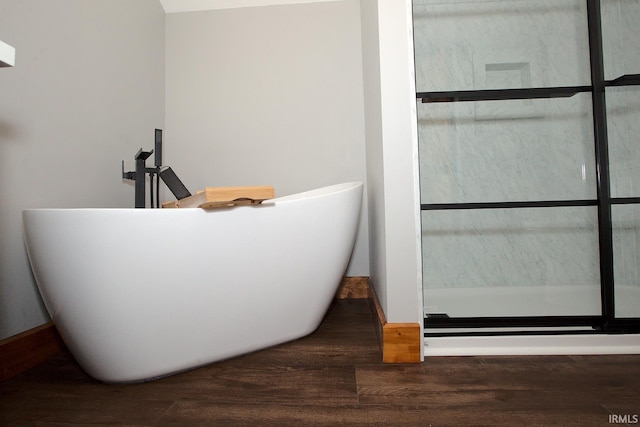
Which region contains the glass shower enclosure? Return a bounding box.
[414,0,640,336]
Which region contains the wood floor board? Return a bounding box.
[1,300,639,426]
[356,362,512,391]
[148,364,360,405]
[358,386,639,410]
[156,401,443,427]
[156,400,612,427]
[0,394,174,426]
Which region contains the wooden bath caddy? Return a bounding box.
[162,186,275,209]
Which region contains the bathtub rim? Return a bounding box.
[21,181,364,212]
[264,181,363,204]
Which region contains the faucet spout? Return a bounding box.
[134,149,153,208]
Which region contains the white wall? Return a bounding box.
[0,0,165,339]
[164,0,369,276]
[0,0,424,340]
[361,0,423,325]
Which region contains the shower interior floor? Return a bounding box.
[424,284,640,318]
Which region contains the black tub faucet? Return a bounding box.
[122,129,191,208]
[122,129,161,208]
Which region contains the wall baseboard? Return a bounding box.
[0,321,66,381]
[367,283,422,363]
[336,276,422,362]
[336,276,422,363]
[336,276,370,299]
[381,321,422,363]
[340,276,421,363]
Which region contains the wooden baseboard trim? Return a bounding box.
[335,276,371,299]
[367,282,422,364]
[0,322,66,381]
[381,322,422,363]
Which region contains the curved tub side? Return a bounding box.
[22,182,363,382]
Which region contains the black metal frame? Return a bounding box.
[122,129,165,208]
[417,78,640,103]
[417,0,640,336]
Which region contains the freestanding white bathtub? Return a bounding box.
[23,182,363,382]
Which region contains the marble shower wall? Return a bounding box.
[413,0,591,93]
[414,0,614,297]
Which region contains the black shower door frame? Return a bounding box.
[417,0,640,336]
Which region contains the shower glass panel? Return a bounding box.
[612,205,640,318]
[607,87,640,199]
[602,0,640,320]
[418,94,596,205]
[416,0,640,333]
[413,0,591,93]
[422,207,601,318]
[416,0,597,321]
[607,86,640,318]
[601,0,640,81]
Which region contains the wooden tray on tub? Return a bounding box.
[162,185,275,209]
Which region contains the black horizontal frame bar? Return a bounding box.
[424,315,600,329]
[424,316,640,336]
[417,86,592,103]
[416,74,640,104]
[611,197,640,205]
[604,318,640,332]
[421,197,640,211]
[424,329,631,338]
[606,73,640,86]
[425,329,598,338]
[421,199,597,211]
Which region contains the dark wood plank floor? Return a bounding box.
[1,299,639,426]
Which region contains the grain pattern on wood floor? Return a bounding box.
[1,300,639,426]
